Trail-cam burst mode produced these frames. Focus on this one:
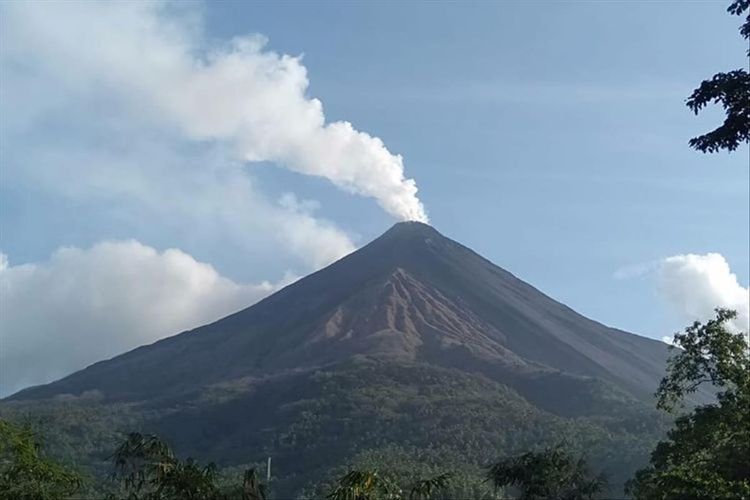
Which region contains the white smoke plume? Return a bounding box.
[0,243,295,397]
[0,1,427,223]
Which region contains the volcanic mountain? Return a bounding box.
[4,222,682,495]
[13,221,671,404]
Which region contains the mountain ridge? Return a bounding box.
[11,221,672,403]
[2,221,685,497]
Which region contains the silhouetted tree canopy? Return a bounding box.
[627,309,750,499]
[407,473,452,500]
[326,469,453,500]
[687,1,750,153]
[106,432,267,500]
[326,470,402,500]
[486,445,605,500]
[240,468,268,500]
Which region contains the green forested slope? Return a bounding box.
[1,359,667,498]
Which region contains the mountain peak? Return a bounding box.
[384,220,440,237]
[390,220,434,229]
[358,221,450,267]
[374,221,444,249]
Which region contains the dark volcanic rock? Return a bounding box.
[11,221,676,404]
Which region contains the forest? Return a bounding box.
[2,310,748,499]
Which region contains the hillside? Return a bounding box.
[2,222,682,496]
[12,222,674,403]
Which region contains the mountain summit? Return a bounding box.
[13,221,670,403]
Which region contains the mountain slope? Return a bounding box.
[3,221,687,496]
[0,358,668,497]
[11,221,672,403]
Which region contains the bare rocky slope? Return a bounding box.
[12,221,673,404]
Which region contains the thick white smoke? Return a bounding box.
[0,2,427,222]
[0,243,295,397]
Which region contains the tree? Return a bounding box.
[106,432,267,500]
[407,473,452,500]
[326,470,452,500]
[326,470,403,500]
[239,468,267,500]
[627,309,750,499]
[485,445,605,500]
[655,308,749,412]
[0,419,82,500]
[109,432,177,497]
[107,432,267,500]
[687,1,750,153]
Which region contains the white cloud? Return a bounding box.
[661,335,676,346]
[0,1,427,222]
[0,1,423,396]
[0,242,295,397]
[658,253,749,332]
[613,260,659,280]
[0,0,362,272]
[3,128,356,271]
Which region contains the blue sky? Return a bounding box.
[206,0,749,334]
[1,1,748,394]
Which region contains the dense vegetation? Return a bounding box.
[0,420,609,500]
[3,309,748,499]
[627,309,750,499]
[1,360,666,498]
[486,445,605,500]
[0,420,81,500]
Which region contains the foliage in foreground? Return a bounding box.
[0,361,663,498]
[486,445,605,500]
[326,469,452,500]
[1,421,610,500]
[298,446,502,500]
[627,309,750,499]
[106,432,267,500]
[686,0,750,153]
[322,446,604,500]
[0,419,82,500]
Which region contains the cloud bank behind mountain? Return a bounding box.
[0,242,294,397]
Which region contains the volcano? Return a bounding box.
[12,221,671,403]
[4,222,682,495]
